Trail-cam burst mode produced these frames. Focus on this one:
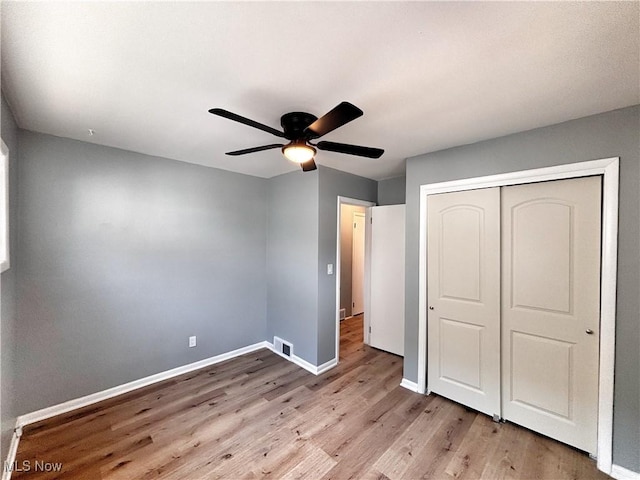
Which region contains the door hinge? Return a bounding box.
[369,326,371,333]
[354,222,357,228]
[353,302,355,308]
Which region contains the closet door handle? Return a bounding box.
[585,329,594,335]
[429,306,434,310]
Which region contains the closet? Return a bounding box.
[427,176,601,455]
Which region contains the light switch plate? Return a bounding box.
[327,264,334,275]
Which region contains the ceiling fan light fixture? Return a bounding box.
[282,140,316,164]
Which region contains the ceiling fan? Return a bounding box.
[208,102,384,172]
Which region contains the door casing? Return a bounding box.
[416,157,619,475]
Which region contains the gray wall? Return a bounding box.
[403,105,640,471]
[14,131,268,415]
[266,166,376,366]
[1,93,19,461]
[266,170,319,364]
[378,175,406,205]
[318,167,377,364]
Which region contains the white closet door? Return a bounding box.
[427,188,501,417]
[501,176,601,454]
[369,205,405,356]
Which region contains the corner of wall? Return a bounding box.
[0,90,19,466]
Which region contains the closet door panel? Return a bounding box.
[427,187,501,417]
[501,176,601,455]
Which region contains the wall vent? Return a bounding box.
[339,308,346,320]
[273,336,293,357]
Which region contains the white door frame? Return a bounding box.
[336,196,376,363]
[417,157,619,475]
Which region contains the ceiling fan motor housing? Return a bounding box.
[280,112,318,140]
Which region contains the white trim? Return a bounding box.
[16,341,269,427]
[416,157,619,475]
[419,158,617,195]
[400,378,419,393]
[282,349,315,374]
[1,426,21,480]
[611,464,640,480]
[596,158,619,475]
[364,206,373,346]
[417,183,428,394]
[316,357,339,375]
[265,342,337,375]
[335,196,376,367]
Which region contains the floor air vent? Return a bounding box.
[273,336,293,357]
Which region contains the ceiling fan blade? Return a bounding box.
[209,108,286,138]
[226,144,284,156]
[316,141,384,159]
[304,102,363,138]
[301,159,317,172]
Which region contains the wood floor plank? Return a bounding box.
[373,395,453,478]
[444,413,505,479]
[278,444,336,480]
[479,421,533,480]
[399,401,477,479]
[13,315,609,480]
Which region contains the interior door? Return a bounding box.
[369,205,405,356]
[427,188,501,417]
[352,212,366,315]
[501,176,601,454]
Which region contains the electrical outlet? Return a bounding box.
[327,263,334,275]
[189,336,197,348]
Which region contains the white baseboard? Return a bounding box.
[16,341,269,428]
[611,464,640,480]
[400,378,419,393]
[265,343,337,376]
[316,358,338,375]
[1,426,22,480]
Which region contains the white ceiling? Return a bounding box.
[1,2,638,180]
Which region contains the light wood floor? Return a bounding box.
[13,315,609,479]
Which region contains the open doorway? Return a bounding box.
[341,205,365,319]
[335,196,375,363]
